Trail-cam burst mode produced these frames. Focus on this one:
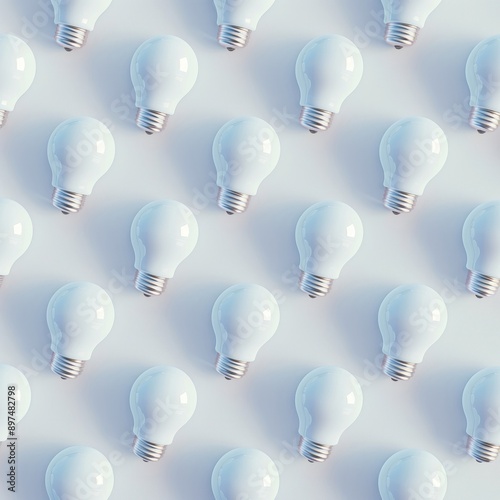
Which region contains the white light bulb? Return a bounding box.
[0,34,36,129]
[212,283,280,380]
[378,284,448,381]
[381,0,442,49]
[462,201,500,298]
[129,365,197,462]
[295,200,363,298]
[51,0,113,51]
[130,36,198,135]
[295,366,363,463]
[378,449,447,500]
[0,364,31,442]
[45,446,114,500]
[0,198,33,287]
[214,0,275,51]
[213,117,281,214]
[47,282,115,379]
[462,366,500,463]
[379,116,448,214]
[211,448,280,500]
[47,117,115,214]
[130,199,199,297]
[295,35,363,133]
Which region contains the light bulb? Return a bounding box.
[211,448,280,500]
[213,0,275,51]
[295,35,363,133]
[381,0,442,49]
[212,283,280,380]
[47,282,115,379]
[47,117,115,214]
[45,446,114,500]
[0,364,31,442]
[462,366,500,463]
[130,36,198,135]
[213,117,281,214]
[0,198,33,287]
[129,365,197,462]
[379,116,448,214]
[295,366,363,463]
[295,200,363,298]
[378,284,448,381]
[51,0,113,51]
[462,201,500,298]
[378,449,447,500]
[130,199,199,297]
[0,34,36,129]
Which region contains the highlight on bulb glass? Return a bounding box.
[212,283,280,380]
[212,448,280,500]
[381,0,442,49]
[295,35,363,133]
[295,200,363,298]
[0,34,36,129]
[51,0,113,51]
[378,284,448,381]
[378,449,447,500]
[130,199,199,297]
[45,446,114,500]
[379,116,448,215]
[462,201,500,298]
[129,365,197,462]
[295,366,363,463]
[213,117,281,214]
[47,282,115,379]
[47,117,115,214]
[213,0,275,51]
[462,366,500,463]
[130,36,198,135]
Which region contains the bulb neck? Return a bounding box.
[215,353,248,380]
[217,187,250,214]
[0,110,8,129]
[469,106,500,134]
[466,270,500,298]
[50,352,85,379]
[383,187,417,214]
[466,435,500,463]
[298,436,332,463]
[133,436,166,462]
[135,108,168,135]
[382,355,416,381]
[299,106,333,133]
[217,25,251,51]
[55,24,88,51]
[384,22,419,49]
[52,187,85,214]
[298,271,333,298]
[134,270,167,297]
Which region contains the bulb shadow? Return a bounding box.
[11,1,56,48]
[335,0,386,45]
[169,0,217,46]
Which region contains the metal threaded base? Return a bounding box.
[0,110,8,129]
[134,270,167,297]
[217,187,250,214]
[384,22,419,49]
[50,353,85,379]
[55,24,88,51]
[299,106,333,133]
[52,187,85,214]
[467,435,500,463]
[133,436,166,462]
[383,187,417,214]
[299,271,333,298]
[469,106,500,134]
[217,24,251,50]
[135,108,168,134]
[298,436,332,463]
[466,270,500,298]
[0,276,3,287]
[382,355,416,381]
[215,353,248,380]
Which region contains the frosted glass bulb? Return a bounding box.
[379,116,448,214]
[213,117,281,214]
[295,200,363,298]
[295,366,363,463]
[47,117,115,214]
[129,365,197,462]
[212,283,280,380]
[381,0,442,49]
[462,201,500,298]
[212,448,280,500]
[130,36,198,134]
[379,449,447,500]
[0,364,31,442]
[214,0,275,51]
[0,34,36,129]
[47,282,115,379]
[378,284,448,381]
[462,367,500,463]
[0,198,33,287]
[45,446,114,500]
[295,35,363,133]
[51,0,113,51]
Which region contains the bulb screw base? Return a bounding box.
[215,353,248,380]
[469,106,500,134]
[135,108,168,135]
[134,270,167,297]
[466,270,500,298]
[52,188,85,214]
[383,187,417,214]
[466,435,500,463]
[217,25,251,51]
[0,110,8,129]
[0,276,3,287]
[382,355,416,381]
[217,187,250,214]
[55,24,88,51]
[298,436,332,463]
[133,436,166,462]
[50,353,85,379]
[298,271,333,298]
[384,22,419,49]
[299,106,333,133]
